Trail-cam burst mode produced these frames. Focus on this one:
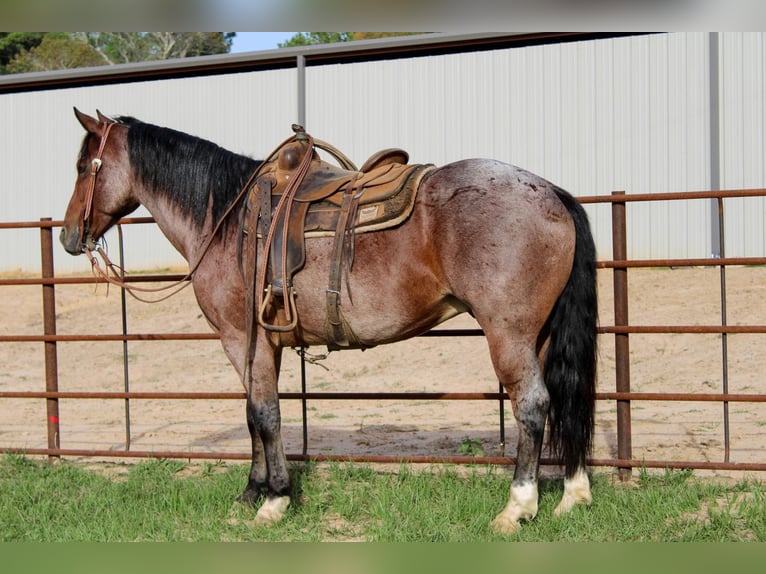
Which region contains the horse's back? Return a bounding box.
[421,158,572,224]
[420,158,575,268]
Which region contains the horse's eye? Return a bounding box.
[77,162,87,175]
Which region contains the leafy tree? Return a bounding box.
[6,33,106,73]
[86,32,235,64]
[0,32,46,74]
[278,33,354,47]
[350,32,427,40]
[5,32,234,74]
[278,32,426,48]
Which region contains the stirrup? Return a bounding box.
[258,284,299,332]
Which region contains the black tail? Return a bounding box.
[544,187,598,478]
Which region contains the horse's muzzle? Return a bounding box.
[59,225,85,256]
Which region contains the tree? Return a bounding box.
[6,34,106,73]
[5,32,234,74]
[278,32,426,48]
[86,33,235,65]
[0,32,46,74]
[278,33,354,47]
[350,32,427,40]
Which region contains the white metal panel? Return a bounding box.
[306,33,714,260]
[720,33,766,258]
[668,33,712,258]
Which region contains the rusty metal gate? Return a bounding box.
[2,189,766,475]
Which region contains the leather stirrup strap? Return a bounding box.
[325,175,362,348]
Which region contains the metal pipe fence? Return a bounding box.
[1,189,766,475]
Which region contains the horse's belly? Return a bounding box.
[290,230,458,347]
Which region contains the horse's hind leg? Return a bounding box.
[554,467,592,516]
[243,342,292,525]
[484,331,549,535]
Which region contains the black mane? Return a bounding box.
[117,116,260,229]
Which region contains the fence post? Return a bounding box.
[117,225,132,450]
[716,197,730,462]
[40,218,60,462]
[611,192,632,480]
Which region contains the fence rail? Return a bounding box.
[2,188,766,477]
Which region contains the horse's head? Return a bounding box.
[60,108,139,256]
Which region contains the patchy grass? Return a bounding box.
[1,454,764,541]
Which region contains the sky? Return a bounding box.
[230,32,299,53]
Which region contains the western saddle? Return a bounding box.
[239,125,434,350]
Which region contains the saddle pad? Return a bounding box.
[301,163,434,237]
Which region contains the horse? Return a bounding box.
[60,108,598,535]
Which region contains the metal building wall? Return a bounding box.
[719,33,766,257]
[305,33,714,260]
[1,32,765,272]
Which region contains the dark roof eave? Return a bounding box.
[0,32,646,94]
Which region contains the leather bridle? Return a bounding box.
[78,120,116,251]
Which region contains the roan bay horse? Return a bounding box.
[60,109,597,534]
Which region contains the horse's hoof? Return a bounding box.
[254,495,291,525]
[553,491,592,516]
[236,489,262,507]
[491,514,520,535]
[553,470,592,516]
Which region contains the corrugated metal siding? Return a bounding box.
[305,33,715,260]
[1,33,764,271]
[720,33,766,257]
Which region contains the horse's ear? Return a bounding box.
[73,107,100,134]
[96,109,115,124]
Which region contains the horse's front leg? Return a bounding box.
[244,341,291,525]
[215,326,273,507]
[238,401,268,505]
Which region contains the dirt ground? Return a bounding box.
[1,266,765,478]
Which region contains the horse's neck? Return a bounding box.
[137,186,215,266]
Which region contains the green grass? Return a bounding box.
[1,454,764,541]
[457,436,485,457]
